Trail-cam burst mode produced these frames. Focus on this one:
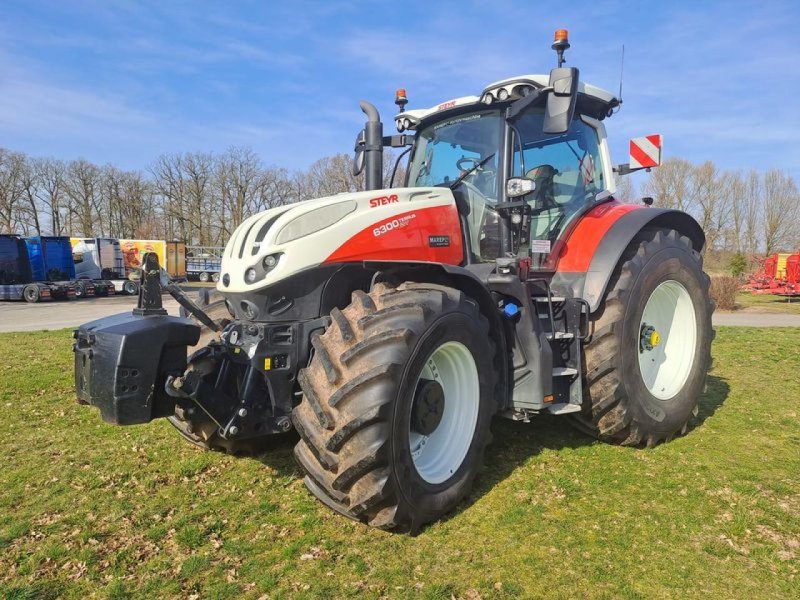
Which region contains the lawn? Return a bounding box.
[733,291,800,314]
[1,328,798,599]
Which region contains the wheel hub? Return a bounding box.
[640,323,661,352]
[411,378,445,436]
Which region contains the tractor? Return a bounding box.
[73,31,714,532]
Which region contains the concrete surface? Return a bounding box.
[1,297,799,333]
[712,312,800,327]
[0,295,182,332]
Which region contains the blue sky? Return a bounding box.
[0,0,798,182]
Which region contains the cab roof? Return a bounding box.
[394,74,619,131]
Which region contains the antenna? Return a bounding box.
[618,44,625,106]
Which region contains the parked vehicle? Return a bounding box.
[23,236,79,300]
[0,234,60,302]
[120,239,187,280]
[186,246,223,282]
[74,31,713,532]
[71,237,136,295]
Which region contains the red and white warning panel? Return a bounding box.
[629,134,663,169]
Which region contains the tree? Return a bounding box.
[642,157,694,211]
[0,149,26,234]
[34,158,68,236]
[65,159,104,237]
[762,169,799,255]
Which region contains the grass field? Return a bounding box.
[1,328,798,599]
[733,291,800,314]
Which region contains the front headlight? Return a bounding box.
[275,201,357,244]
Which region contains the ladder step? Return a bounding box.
[546,402,582,415]
[546,331,574,340]
[552,367,577,376]
[534,296,566,302]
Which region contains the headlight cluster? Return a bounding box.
[396,116,418,132]
[244,252,282,285]
[481,84,535,105]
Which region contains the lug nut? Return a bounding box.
[277,416,292,432]
[229,426,239,436]
[238,408,248,417]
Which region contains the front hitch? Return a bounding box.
[73,253,201,425]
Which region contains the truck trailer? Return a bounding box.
[120,239,187,281]
[0,234,63,302]
[71,237,136,295]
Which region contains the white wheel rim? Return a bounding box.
[409,341,479,484]
[638,280,697,400]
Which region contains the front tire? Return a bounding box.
[572,228,713,446]
[292,283,497,532]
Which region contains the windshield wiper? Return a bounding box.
[448,153,496,189]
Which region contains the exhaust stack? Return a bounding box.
[358,101,383,191]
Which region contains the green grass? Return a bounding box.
[1,328,799,598]
[733,291,800,314]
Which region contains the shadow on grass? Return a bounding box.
[691,374,730,432]
[236,375,730,530]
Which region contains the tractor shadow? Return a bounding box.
[239,376,730,530]
[444,374,731,529]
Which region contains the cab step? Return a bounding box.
[552,367,578,377]
[546,402,582,415]
[546,331,574,340]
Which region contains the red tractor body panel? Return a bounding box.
[323,204,465,266]
[555,201,641,273]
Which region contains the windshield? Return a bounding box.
[407,110,502,198]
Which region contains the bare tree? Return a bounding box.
[613,173,638,203]
[762,169,799,255]
[0,149,26,234]
[34,158,68,236]
[642,157,694,212]
[65,159,104,237]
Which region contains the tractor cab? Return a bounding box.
[391,50,622,270]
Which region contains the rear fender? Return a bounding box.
[552,203,705,312]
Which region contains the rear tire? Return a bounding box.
[123,280,138,295]
[23,285,40,303]
[571,228,713,446]
[199,272,209,283]
[74,281,86,299]
[292,282,497,532]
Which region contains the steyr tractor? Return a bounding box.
[73,31,713,532]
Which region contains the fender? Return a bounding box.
[551,201,705,312]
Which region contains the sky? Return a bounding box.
[0,0,798,184]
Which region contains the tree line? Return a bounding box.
[1,144,797,257]
[0,147,401,246]
[641,158,799,256]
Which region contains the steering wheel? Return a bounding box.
[456,156,480,171]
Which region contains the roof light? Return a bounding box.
[553,29,569,44]
[395,88,408,112]
[497,88,509,101]
[481,93,494,105]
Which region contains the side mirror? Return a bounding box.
[543,67,579,134]
[629,135,662,169]
[506,177,536,198]
[352,130,365,177]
